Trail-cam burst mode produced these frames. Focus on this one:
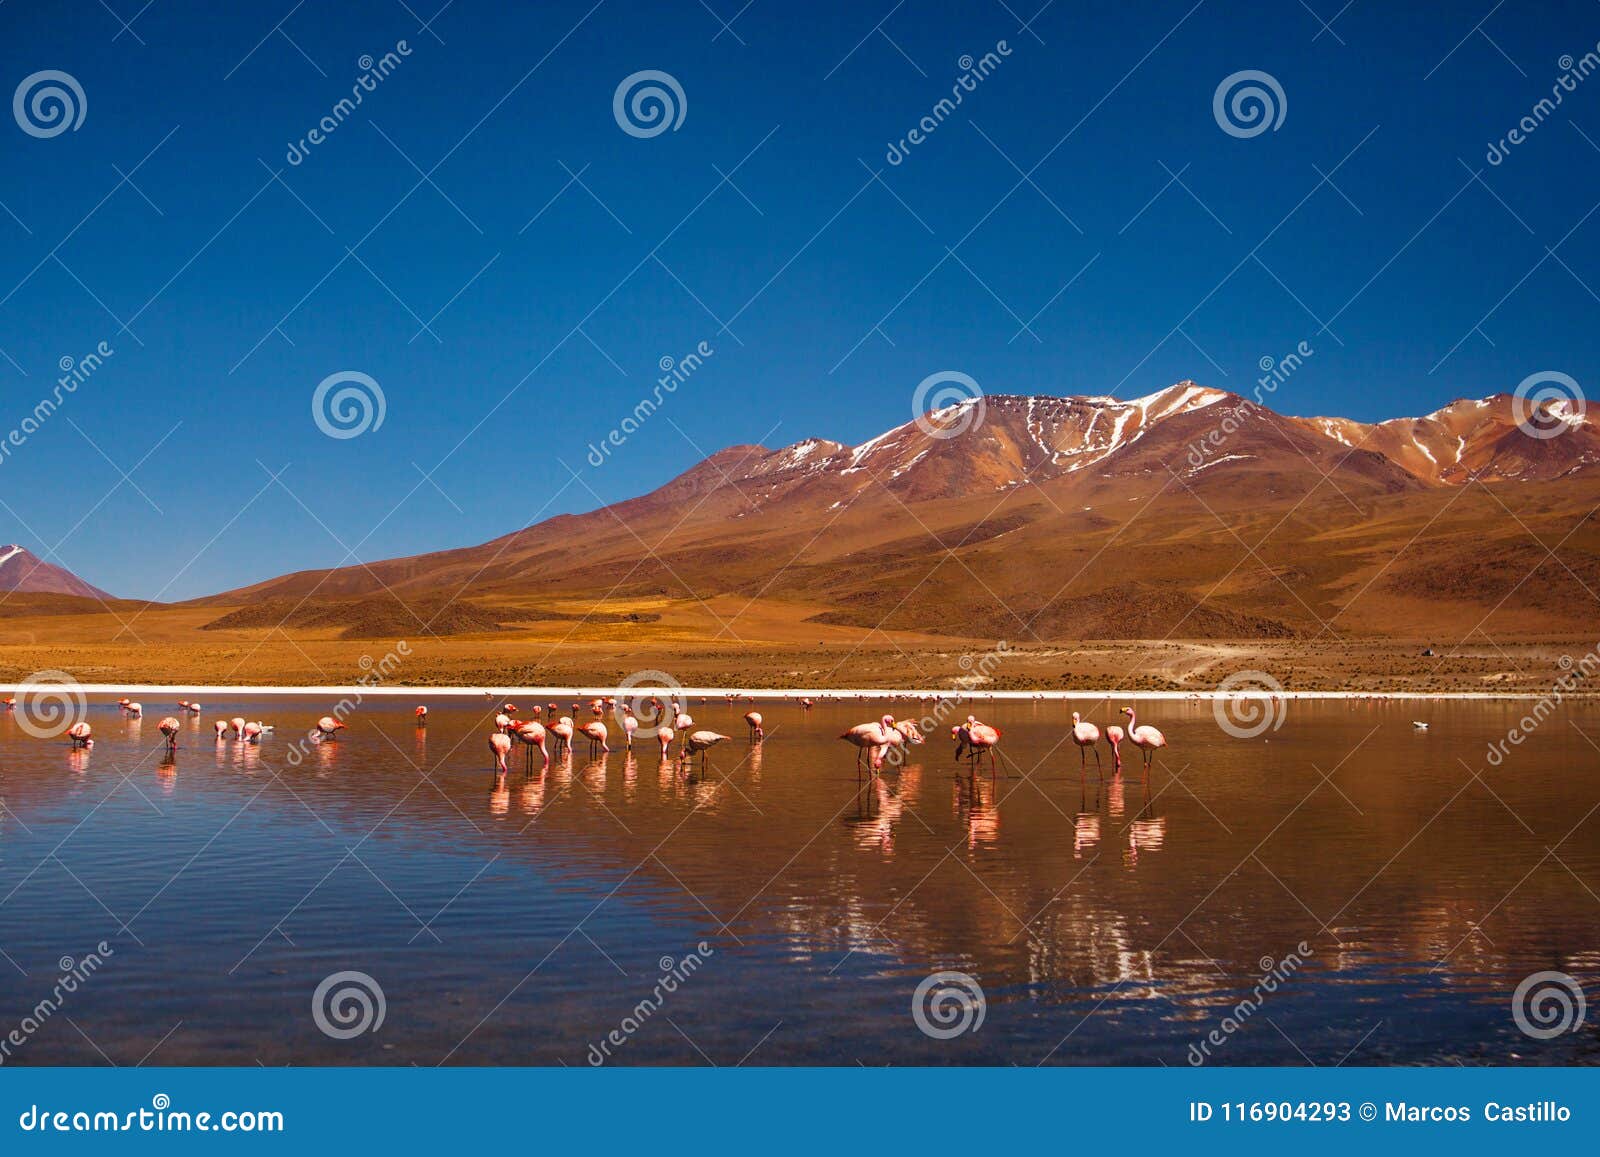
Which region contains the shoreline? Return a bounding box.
[34,683,1580,701]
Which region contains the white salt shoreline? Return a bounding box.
[49,683,1580,701]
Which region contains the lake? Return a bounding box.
[1,693,1596,1065]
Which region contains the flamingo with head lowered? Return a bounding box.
[841,715,898,773]
[1120,707,1167,771]
[1103,724,1124,771]
[158,717,181,751]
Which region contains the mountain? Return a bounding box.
[192,383,1600,642]
[0,545,114,600]
[1296,393,1600,483]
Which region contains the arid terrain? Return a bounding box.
[5,384,1600,693]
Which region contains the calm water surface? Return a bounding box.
[2,695,1598,1065]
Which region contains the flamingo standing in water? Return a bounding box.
[621,712,639,749]
[841,715,898,772]
[488,731,512,772]
[953,718,1001,772]
[1120,707,1167,771]
[549,717,574,756]
[655,725,675,759]
[158,716,180,751]
[213,720,228,740]
[316,716,345,742]
[744,710,764,741]
[243,721,263,744]
[414,706,427,726]
[230,716,246,739]
[1103,724,1124,771]
[186,701,202,713]
[125,702,142,718]
[681,730,730,769]
[68,721,92,748]
[1070,712,1102,775]
[581,720,610,756]
[516,721,549,768]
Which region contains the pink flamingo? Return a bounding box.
[243,721,263,744]
[841,715,898,772]
[953,718,1000,772]
[414,706,427,725]
[186,701,202,713]
[516,721,549,768]
[681,730,730,769]
[213,720,228,740]
[68,721,92,748]
[674,709,694,730]
[621,713,639,749]
[744,710,764,741]
[158,716,180,751]
[230,715,246,739]
[1104,724,1124,771]
[581,720,610,756]
[316,716,345,742]
[1120,707,1167,771]
[125,701,142,718]
[550,716,574,756]
[488,731,512,772]
[494,712,512,733]
[1070,712,1102,775]
[655,724,675,759]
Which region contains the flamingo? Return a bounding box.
[674,710,694,730]
[1120,707,1167,771]
[315,716,345,742]
[243,721,263,743]
[68,721,92,748]
[489,732,512,772]
[744,710,764,741]
[953,718,1000,772]
[681,730,730,769]
[186,701,202,713]
[1070,711,1102,775]
[157,716,180,751]
[494,713,512,733]
[516,721,549,768]
[1104,724,1124,771]
[213,720,228,740]
[841,715,898,772]
[125,701,142,718]
[230,716,246,739]
[550,716,574,756]
[655,724,675,759]
[581,720,610,756]
[414,706,427,725]
[621,713,639,749]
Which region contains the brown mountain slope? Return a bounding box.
[0,545,114,600]
[189,383,1600,642]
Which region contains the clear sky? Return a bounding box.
[1,0,1597,600]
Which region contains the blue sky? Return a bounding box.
[1,0,1598,599]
